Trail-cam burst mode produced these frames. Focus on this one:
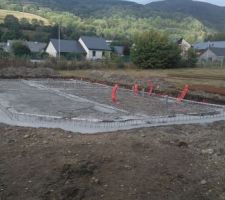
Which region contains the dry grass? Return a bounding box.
[59,67,225,89]
[0,9,49,25]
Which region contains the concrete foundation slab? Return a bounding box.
[0,79,224,133]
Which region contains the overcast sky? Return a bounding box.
[132,0,225,6]
[195,0,225,6]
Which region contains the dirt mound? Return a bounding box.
[0,67,59,78]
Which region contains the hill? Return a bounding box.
[0,9,49,25]
[11,0,225,29]
[1,0,225,42]
[147,0,225,30]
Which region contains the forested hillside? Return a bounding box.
[148,0,225,31]
[0,0,225,42]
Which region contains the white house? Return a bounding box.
[177,38,191,58]
[46,36,111,60]
[46,39,85,57]
[199,47,225,62]
[78,36,111,60]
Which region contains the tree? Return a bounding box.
[38,20,44,26]
[123,44,130,56]
[205,32,225,41]
[11,42,31,56]
[20,18,31,29]
[182,48,198,67]
[1,31,19,41]
[131,30,181,69]
[0,30,3,40]
[4,15,20,31]
[49,25,59,38]
[31,19,39,28]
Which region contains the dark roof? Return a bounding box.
[50,39,85,53]
[80,36,111,51]
[193,41,225,50]
[26,42,47,53]
[209,47,225,57]
[6,40,46,53]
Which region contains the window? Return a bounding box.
[102,51,105,56]
[92,51,96,57]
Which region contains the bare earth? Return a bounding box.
[0,69,225,200]
[0,121,225,200]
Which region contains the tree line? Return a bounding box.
[0,15,58,42]
[0,0,211,43]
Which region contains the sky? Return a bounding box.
[195,0,225,6]
[131,0,225,6]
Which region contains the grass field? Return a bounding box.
[0,9,49,25]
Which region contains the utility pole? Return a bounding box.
[58,23,61,59]
[207,41,210,62]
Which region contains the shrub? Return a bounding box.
[11,42,31,57]
[131,30,181,69]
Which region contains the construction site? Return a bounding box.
[0,79,224,133]
[1,77,225,200]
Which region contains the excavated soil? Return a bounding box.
[0,122,225,200]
